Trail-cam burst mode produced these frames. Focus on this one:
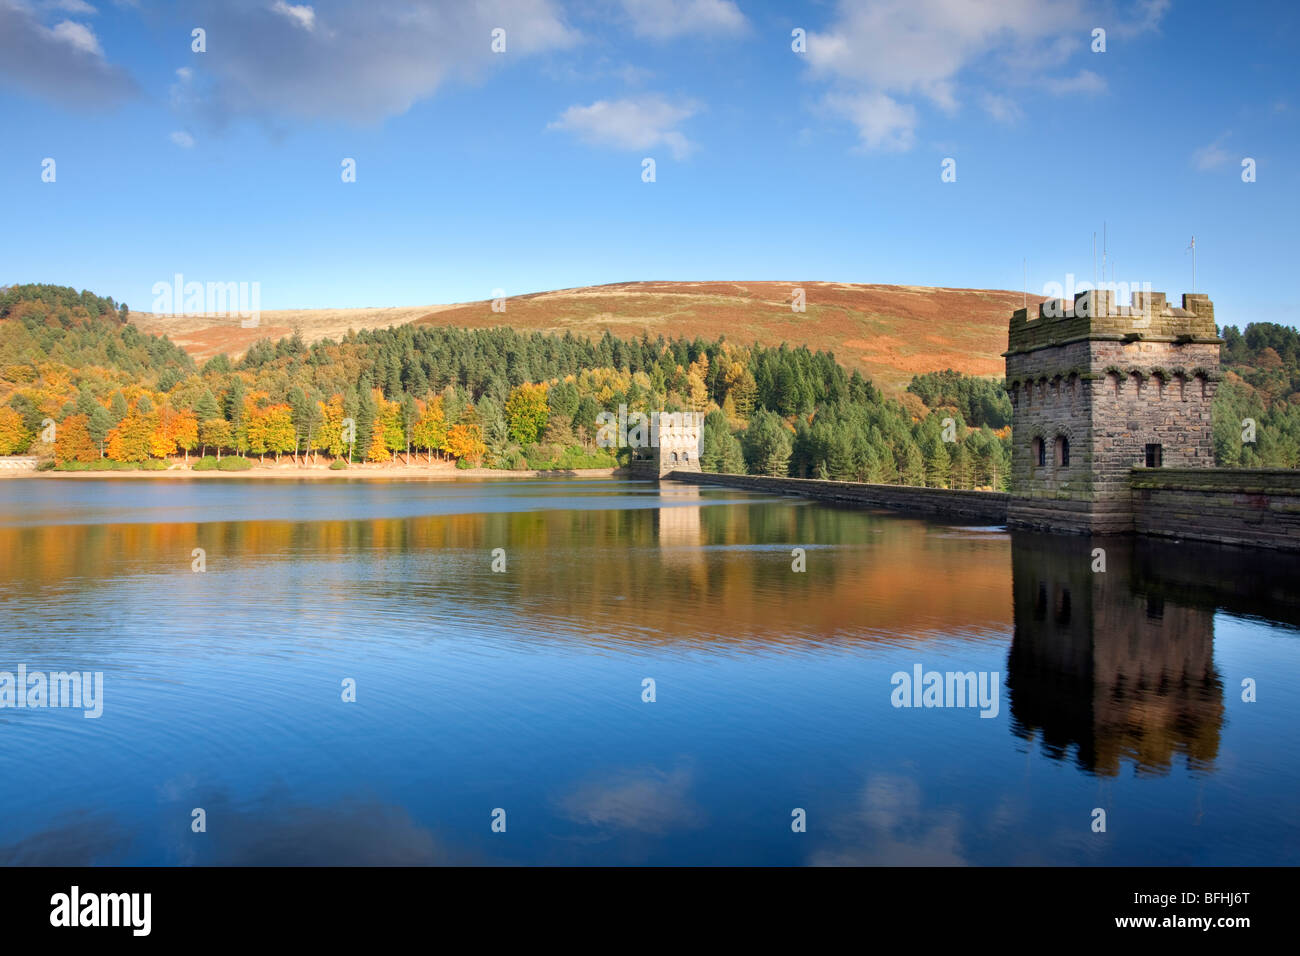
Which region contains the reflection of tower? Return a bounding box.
[654,484,705,576]
[1006,532,1223,776]
[655,484,702,545]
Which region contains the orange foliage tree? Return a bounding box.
[54,414,98,464]
[444,423,486,465]
[172,409,199,462]
[148,408,177,459]
[106,413,153,462]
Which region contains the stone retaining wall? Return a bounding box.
[665,471,1009,522]
[1130,468,1300,551]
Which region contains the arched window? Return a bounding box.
[1032,437,1045,468]
[1055,435,1070,467]
[682,451,690,462]
[671,451,679,463]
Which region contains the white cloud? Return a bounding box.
[183,0,578,124]
[0,0,135,107]
[1192,133,1232,171]
[170,130,196,148]
[618,0,746,39]
[549,94,700,159]
[48,19,102,56]
[803,0,1095,151]
[1113,0,1171,38]
[980,92,1023,125]
[807,0,1086,106]
[1044,68,1106,95]
[170,65,197,110]
[824,91,916,152]
[45,0,97,13]
[558,767,700,834]
[270,0,315,32]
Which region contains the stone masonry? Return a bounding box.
[1005,289,1222,533]
[629,412,704,478]
[652,412,703,478]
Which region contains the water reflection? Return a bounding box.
[1007,532,1300,777]
[0,479,1297,864]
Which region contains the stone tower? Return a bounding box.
[625,411,703,479]
[1004,289,1221,533]
[652,411,703,478]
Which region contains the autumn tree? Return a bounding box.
[380,396,404,465]
[172,409,199,463]
[148,408,177,459]
[262,404,296,462]
[107,413,153,462]
[505,382,549,445]
[0,406,31,455]
[54,414,97,464]
[411,396,448,464]
[200,418,232,460]
[444,423,486,465]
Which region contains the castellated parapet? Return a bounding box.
[1005,290,1223,534]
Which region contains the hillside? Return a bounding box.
[130,281,1036,393]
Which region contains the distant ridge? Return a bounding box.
[131,281,1041,393]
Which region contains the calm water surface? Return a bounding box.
[1,477,1297,865]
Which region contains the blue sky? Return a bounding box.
[1,0,1297,329]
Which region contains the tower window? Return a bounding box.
[1032,437,1045,467]
[1145,443,1163,468]
[1055,435,1070,467]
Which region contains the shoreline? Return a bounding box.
[6,463,626,481]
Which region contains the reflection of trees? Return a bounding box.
[0,491,1014,652]
[1007,532,1225,776]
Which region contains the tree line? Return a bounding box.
[8,284,1296,482]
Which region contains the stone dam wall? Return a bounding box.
[664,471,1010,523]
[667,469,1300,551]
[1130,468,1300,551]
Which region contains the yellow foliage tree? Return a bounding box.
[411,396,448,463]
[0,406,31,455]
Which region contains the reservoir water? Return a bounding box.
[0,477,1297,865]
